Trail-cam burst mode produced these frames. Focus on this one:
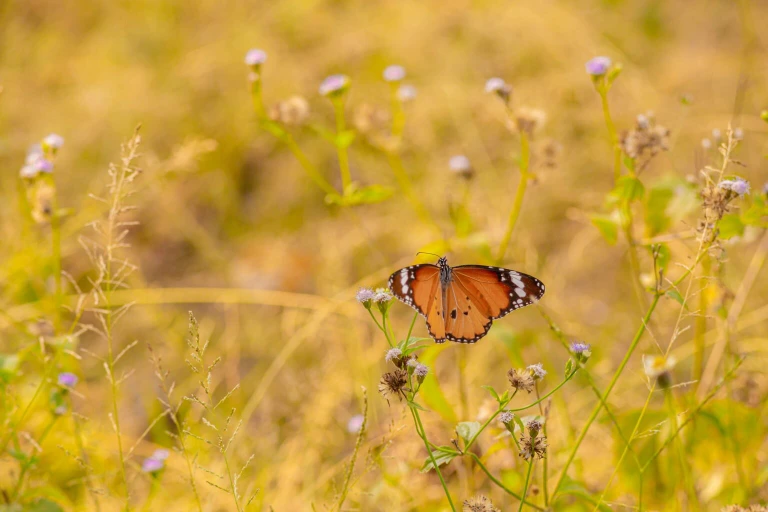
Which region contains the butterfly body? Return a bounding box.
[388,257,545,344]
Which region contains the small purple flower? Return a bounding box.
[34,158,53,174]
[414,363,429,378]
[485,77,506,93]
[449,155,471,173]
[585,56,612,76]
[347,414,364,433]
[733,127,744,140]
[58,372,78,387]
[711,129,722,141]
[527,363,547,380]
[383,65,406,82]
[141,448,170,473]
[356,287,375,303]
[719,178,750,196]
[142,458,164,473]
[244,48,267,67]
[43,133,64,150]
[498,411,514,425]
[701,138,712,150]
[570,342,591,354]
[397,84,417,102]
[373,289,393,303]
[26,144,43,164]
[319,74,350,97]
[385,348,403,363]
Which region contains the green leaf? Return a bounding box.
[553,476,612,511]
[606,63,623,86]
[0,353,20,383]
[326,184,394,206]
[420,446,458,473]
[407,400,429,412]
[23,500,64,512]
[512,415,526,434]
[644,185,674,236]
[665,289,685,307]
[609,176,645,204]
[718,214,745,239]
[653,243,671,271]
[590,214,619,245]
[481,385,500,402]
[334,130,356,149]
[455,421,481,443]
[741,194,768,227]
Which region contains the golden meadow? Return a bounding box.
[1,1,767,510]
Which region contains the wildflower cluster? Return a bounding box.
[519,418,548,460]
[507,363,546,393]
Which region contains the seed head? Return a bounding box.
[508,368,534,393]
[462,495,500,512]
[526,419,543,437]
[383,65,406,82]
[585,56,612,76]
[513,107,547,137]
[319,74,350,97]
[378,369,408,400]
[268,96,310,126]
[519,432,548,460]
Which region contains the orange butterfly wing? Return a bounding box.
[447,266,546,343]
[388,265,446,342]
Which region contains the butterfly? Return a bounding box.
[388,256,545,344]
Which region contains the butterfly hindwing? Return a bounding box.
[442,279,493,343]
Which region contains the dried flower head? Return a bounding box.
[319,74,350,97]
[527,363,547,380]
[508,368,535,393]
[513,107,546,137]
[449,154,474,179]
[463,495,500,512]
[383,65,406,82]
[58,372,78,388]
[519,433,548,460]
[244,48,267,67]
[585,56,612,76]
[485,77,512,103]
[352,103,390,135]
[620,113,670,169]
[526,419,543,436]
[397,84,417,102]
[378,369,408,400]
[268,96,310,126]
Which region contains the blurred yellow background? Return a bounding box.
[1,0,767,510]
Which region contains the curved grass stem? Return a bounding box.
[497,132,530,264]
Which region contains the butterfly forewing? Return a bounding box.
[453,266,545,319]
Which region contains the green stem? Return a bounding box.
[405,312,418,343]
[387,152,435,227]
[598,88,621,183]
[693,254,711,385]
[282,133,340,197]
[496,132,530,264]
[666,388,697,508]
[410,407,456,511]
[249,75,266,120]
[336,389,368,511]
[48,175,63,334]
[332,97,352,192]
[10,415,59,499]
[518,457,535,512]
[552,293,660,499]
[468,453,544,510]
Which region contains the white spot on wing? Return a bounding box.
[515,288,526,298]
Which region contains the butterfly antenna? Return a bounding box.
[416,251,441,259]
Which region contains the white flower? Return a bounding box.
[397,84,417,102]
[319,74,350,97]
[43,133,64,149]
[244,48,267,66]
[527,363,547,380]
[347,414,364,434]
[642,354,676,379]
